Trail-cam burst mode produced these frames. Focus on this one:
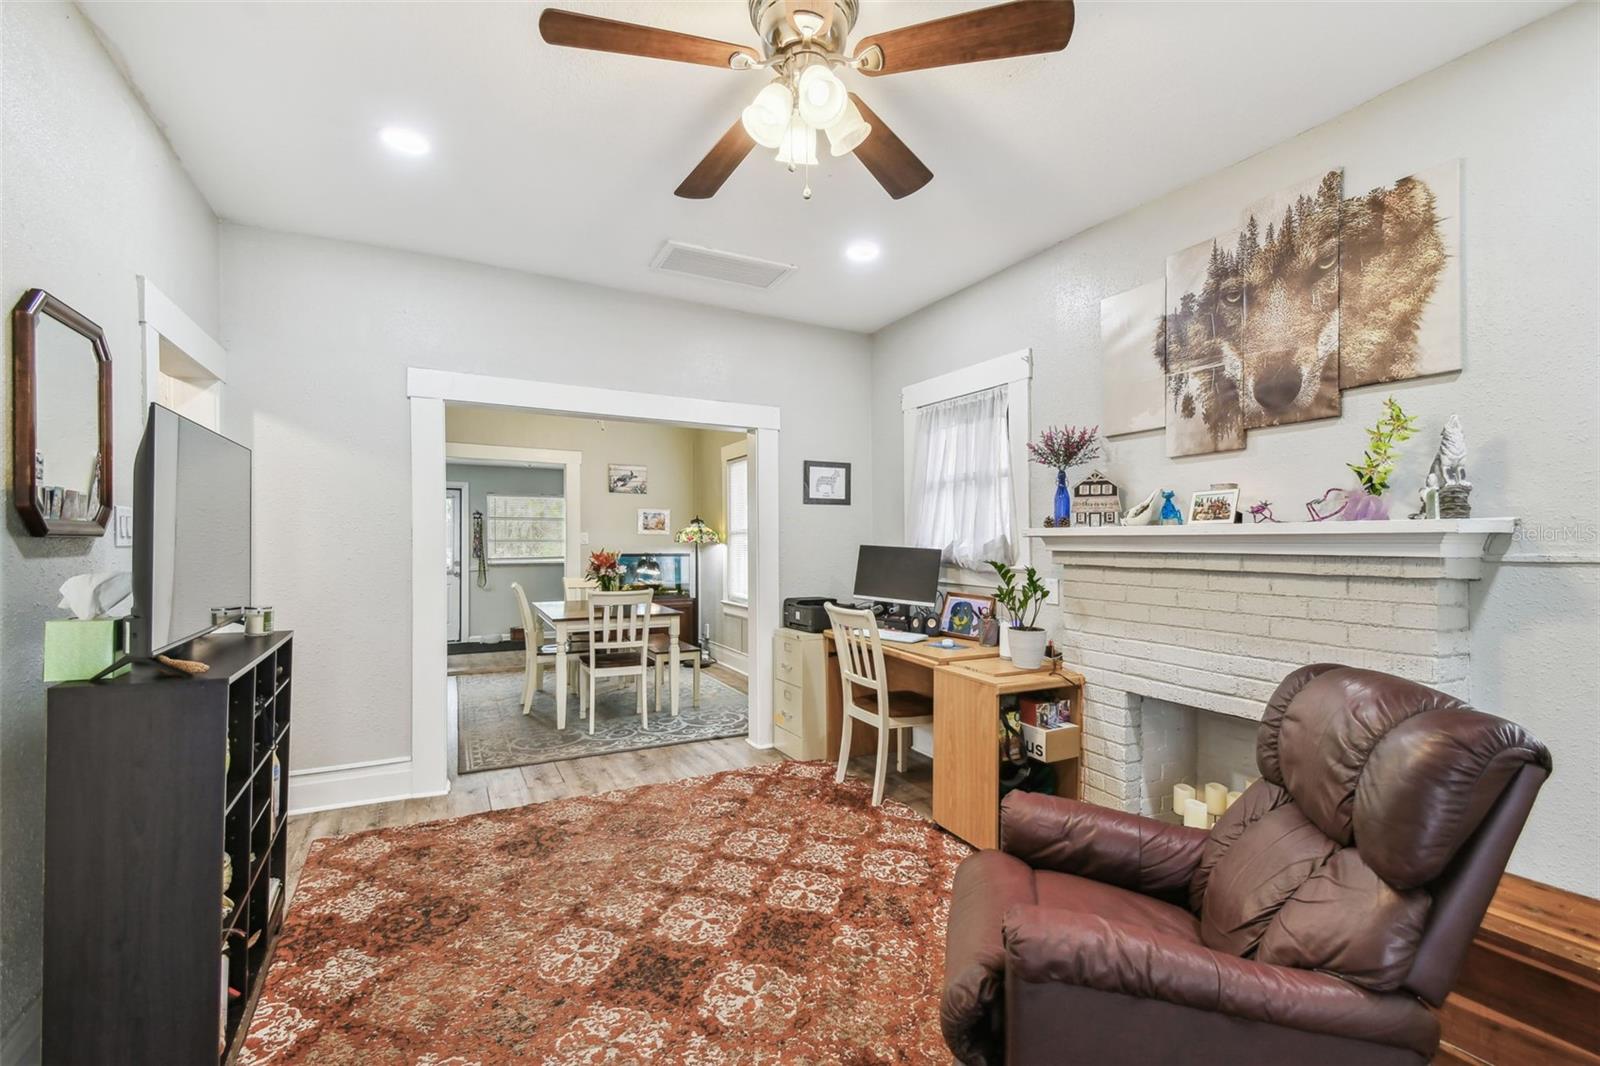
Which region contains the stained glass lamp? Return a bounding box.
[674,516,720,664]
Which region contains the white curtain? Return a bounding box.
[907,385,1015,570]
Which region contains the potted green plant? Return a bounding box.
[1343,397,1418,520]
[988,561,1051,669]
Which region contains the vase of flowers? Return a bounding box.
[585,549,622,591]
[1343,397,1418,522]
[1029,425,1105,526]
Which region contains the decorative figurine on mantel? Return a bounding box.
[1249,500,1283,523]
[1122,488,1159,526]
[1157,490,1184,525]
[1071,471,1122,527]
[1432,415,1471,518]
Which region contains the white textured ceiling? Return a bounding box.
[82,0,1564,333]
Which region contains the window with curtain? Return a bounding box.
[907,385,1015,570]
[484,492,565,563]
[725,456,750,603]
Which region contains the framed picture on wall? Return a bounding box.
[608,464,647,494]
[803,460,851,505]
[637,508,671,535]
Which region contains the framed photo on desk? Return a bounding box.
[938,592,994,639]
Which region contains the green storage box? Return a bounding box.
[43,619,127,682]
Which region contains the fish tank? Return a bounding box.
[620,552,693,596]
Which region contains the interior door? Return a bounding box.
[445,485,465,642]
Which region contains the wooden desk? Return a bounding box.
[821,632,1084,849]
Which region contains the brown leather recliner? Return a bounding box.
[941,664,1552,1065]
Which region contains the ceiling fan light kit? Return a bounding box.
[742,82,795,148]
[538,0,1075,200]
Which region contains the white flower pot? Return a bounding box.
[1008,626,1048,669]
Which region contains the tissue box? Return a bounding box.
[43,619,126,682]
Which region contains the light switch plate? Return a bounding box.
[113,506,133,547]
[580,531,590,545]
[1044,577,1061,605]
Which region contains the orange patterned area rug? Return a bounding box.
[243,761,969,1064]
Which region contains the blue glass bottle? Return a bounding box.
[1158,490,1184,525]
[1053,470,1071,525]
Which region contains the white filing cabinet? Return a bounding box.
[772,628,828,760]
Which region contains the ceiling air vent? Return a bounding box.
[650,241,795,290]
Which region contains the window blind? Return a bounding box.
[485,492,564,563]
[726,457,749,603]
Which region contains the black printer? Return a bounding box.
[782,597,836,633]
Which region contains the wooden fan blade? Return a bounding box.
[539,9,759,69]
[675,119,758,199]
[855,0,1074,76]
[848,94,932,200]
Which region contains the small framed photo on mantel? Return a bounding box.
[803,460,851,505]
[1189,487,1240,524]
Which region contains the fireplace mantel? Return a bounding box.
[1030,518,1516,579]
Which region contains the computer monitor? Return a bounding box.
[853,545,941,607]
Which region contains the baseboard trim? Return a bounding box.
[710,642,748,675]
[287,756,415,815]
[2,997,41,1066]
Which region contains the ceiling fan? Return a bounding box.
[538,0,1075,200]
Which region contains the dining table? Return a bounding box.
[530,599,682,730]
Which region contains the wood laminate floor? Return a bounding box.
[284,664,934,900]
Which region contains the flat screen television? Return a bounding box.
[129,404,252,658]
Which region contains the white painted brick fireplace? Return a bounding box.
[1030,520,1515,814]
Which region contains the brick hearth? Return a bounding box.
[1030,521,1512,814]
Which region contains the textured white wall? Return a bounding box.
[0,1,221,1050]
[219,225,874,773]
[869,6,1599,895]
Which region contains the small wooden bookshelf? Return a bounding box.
[44,631,294,1065]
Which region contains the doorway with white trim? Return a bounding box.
[407,369,781,803]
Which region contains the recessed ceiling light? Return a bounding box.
[379,126,431,156]
[845,240,881,264]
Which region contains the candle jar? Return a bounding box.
[243,608,265,636]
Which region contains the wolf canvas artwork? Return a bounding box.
[1339,160,1462,389]
[1127,161,1458,457]
[1162,170,1343,456]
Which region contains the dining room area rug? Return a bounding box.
[456,668,749,773]
[241,760,967,1064]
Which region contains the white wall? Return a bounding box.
[220,225,873,774]
[869,6,1599,896]
[0,1,220,1055]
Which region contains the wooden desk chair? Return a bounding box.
[510,581,575,718]
[824,603,934,806]
[648,632,700,715]
[577,590,654,734]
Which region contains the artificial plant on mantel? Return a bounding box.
[1028,425,1105,526]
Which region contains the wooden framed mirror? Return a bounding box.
[12,288,113,536]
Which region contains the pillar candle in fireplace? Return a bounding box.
[1173,783,1195,815]
[1183,798,1211,829]
[1204,782,1228,816]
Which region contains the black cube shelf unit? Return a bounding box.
[44,631,294,1065]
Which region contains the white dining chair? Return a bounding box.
[648,631,700,716]
[824,602,934,807]
[563,576,597,602]
[577,590,654,734]
[510,582,575,718]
